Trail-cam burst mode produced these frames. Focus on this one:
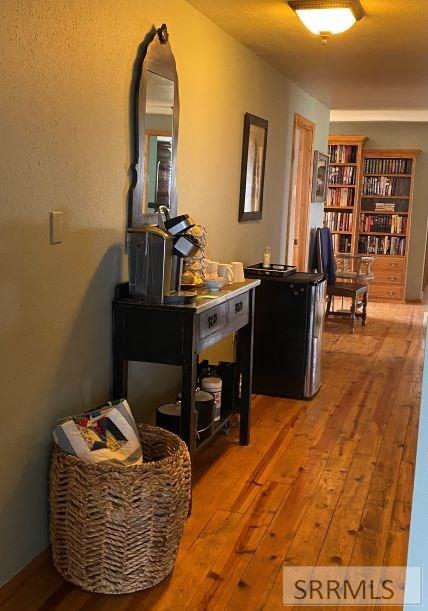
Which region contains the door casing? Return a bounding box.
[287,113,315,270]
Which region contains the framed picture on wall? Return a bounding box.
[238,113,269,221]
[312,150,329,204]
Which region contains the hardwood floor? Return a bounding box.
[0,302,425,610]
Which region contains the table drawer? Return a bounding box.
[372,257,406,272]
[373,269,405,285]
[198,303,227,340]
[227,292,249,324]
[370,283,404,301]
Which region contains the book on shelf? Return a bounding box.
[332,233,352,254]
[358,235,406,256]
[364,157,412,175]
[362,176,410,197]
[324,211,353,232]
[359,213,407,234]
[329,144,357,164]
[326,187,355,207]
[374,202,396,212]
[328,165,355,185]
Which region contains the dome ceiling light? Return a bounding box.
[288,0,365,44]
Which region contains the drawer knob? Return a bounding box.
[388,276,398,281]
[235,301,243,313]
[386,291,396,296]
[208,313,218,328]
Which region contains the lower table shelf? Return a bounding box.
[195,410,236,453]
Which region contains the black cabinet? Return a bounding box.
[250,272,326,399]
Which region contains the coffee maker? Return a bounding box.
[127,207,200,305]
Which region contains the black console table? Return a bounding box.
[112,279,260,455]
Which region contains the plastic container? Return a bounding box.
[201,376,222,421]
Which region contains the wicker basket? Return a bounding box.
[49,424,191,594]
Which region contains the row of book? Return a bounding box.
[374,202,397,212]
[329,166,356,185]
[359,214,408,234]
[364,158,412,175]
[326,187,355,207]
[328,145,357,164]
[362,176,410,197]
[358,236,406,256]
[324,211,353,232]
[332,234,352,253]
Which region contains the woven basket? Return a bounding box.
[49,423,191,594]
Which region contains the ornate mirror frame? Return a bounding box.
[128,24,179,227]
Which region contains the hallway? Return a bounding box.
[1,302,425,610]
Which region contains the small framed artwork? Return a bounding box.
[312,150,329,204]
[239,113,269,221]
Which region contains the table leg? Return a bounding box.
[326,295,332,320]
[113,356,128,400]
[350,298,356,334]
[112,305,128,399]
[180,353,197,454]
[236,288,255,445]
[362,291,368,326]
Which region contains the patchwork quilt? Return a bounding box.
[53,399,142,465]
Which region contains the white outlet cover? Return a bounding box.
[50,211,63,244]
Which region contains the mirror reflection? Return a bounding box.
[244,124,266,213]
[144,71,174,212]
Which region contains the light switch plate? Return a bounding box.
[50,211,63,244]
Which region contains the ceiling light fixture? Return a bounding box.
[288,1,364,44]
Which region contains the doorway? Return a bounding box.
[423,223,428,290]
[287,113,315,270]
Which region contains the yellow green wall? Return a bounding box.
[0,0,329,584]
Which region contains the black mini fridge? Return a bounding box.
[245,265,326,399]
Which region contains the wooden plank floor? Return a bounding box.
[0,302,425,610]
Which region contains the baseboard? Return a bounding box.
[0,547,51,606]
[406,298,422,304]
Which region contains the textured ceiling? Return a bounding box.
[187,0,428,110]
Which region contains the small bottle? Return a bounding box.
[263,246,271,269]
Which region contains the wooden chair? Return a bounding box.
[313,227,374,334]
[335,253,375,284]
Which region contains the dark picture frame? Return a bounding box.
[312,150,329,204]
[238,113,269,221]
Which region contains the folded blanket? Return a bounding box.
[53,399,142,466]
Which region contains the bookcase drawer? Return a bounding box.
[372,257,406,272]
[370,283,404,301]
[373,269,405,285]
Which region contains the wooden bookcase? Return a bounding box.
[326,136,367,256]
[325,139,420,302]
[358,149,420,301]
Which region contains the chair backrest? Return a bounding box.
[312,227,337,285]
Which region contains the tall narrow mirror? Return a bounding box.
[128,25,179,227]
[144,71,174,211]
